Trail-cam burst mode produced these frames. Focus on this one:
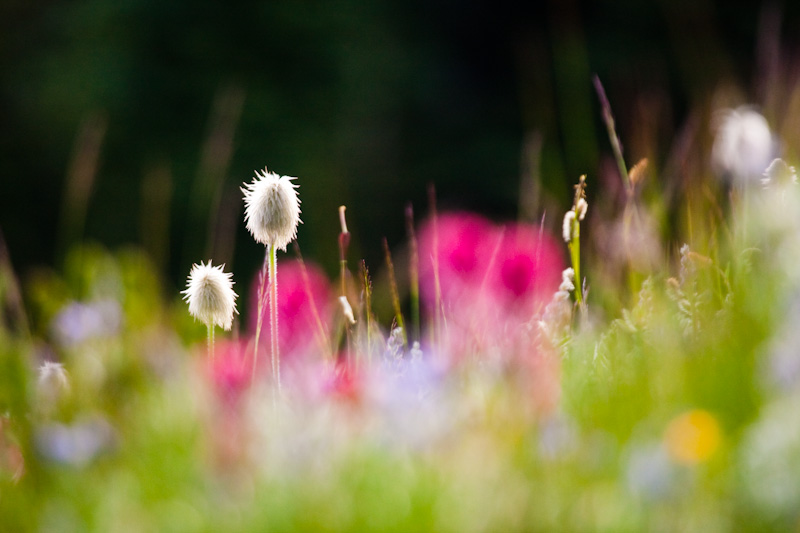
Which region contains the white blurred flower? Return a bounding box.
[562,210,576,242]
[766,292,800,391]
[576,198,588,221]
[559,267,575,293]
[338,295,356,325]
[761,158,797,188]
[740,391,800,519]
[38,361,69,391]
[182,261,238,330]
[712,107,778,184]
[242,168,301,251]
[37,361,70,412]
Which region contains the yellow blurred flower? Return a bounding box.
[664,410,721,464]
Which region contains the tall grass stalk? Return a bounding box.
[406,204,420,344]
[360,260,374,365]
[0,229,30,338]
[58,113,106,263]
[428,184,445,348]
[593,75,630,193]
[338,206,351,299]
[383,237,407,348]
[252,251,269,385]
[338,206,354,364]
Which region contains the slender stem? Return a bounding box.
[338,205,352,368]
[269,244,281,397]
[340,257,352,367]
[428,183,443,348]
[569,216,582,306]
[383,237,407,347]
[361,261,373,365]
[593,75,630,192]
[207,324,215,358]
[251,249,269,385]
[569,175,587,308]
[406,204,420,344]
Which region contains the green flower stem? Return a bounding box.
[207,324,215,358]
[569,213,582,306]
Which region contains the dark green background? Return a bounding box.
[0,0,789,290]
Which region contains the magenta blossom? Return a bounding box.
[207,339,250,407]
[419,212,563,315]
[489,223,563,316]
[418,211,564,363]
[418,211,501,309]
[321,360,363,406]
[248,259,332,367]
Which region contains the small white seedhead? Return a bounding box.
[559,267,575,293]
[182,261,238,330]
[761,158,798,188]
[37,361,70,409]
[576,198,588,221]
[712,107,778,184]
[338,295,356,325]
[242,168,301,251]
[562,211,576,242]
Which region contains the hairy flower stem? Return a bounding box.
[207,324,215,358]
[252,250,269,385]
[269,244,281,397]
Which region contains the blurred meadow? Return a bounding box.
[3,0,800,531]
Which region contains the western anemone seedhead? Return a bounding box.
[242,168,301,251]
[183,261,238,330]
[711,107,778,184]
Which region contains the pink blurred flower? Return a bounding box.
[207,339,250,407]
[418,211,500,309]
[248,259,332,369]
[419,212,563,316]
[418,211,564,364]
[321,361,363,406]
[489,223,563,316]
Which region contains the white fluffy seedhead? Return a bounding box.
[182,261,238,330]
[712,107,778,184]
[559,267,575,293]
[242,168,301,251]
